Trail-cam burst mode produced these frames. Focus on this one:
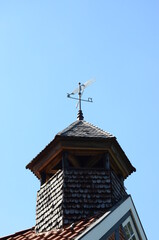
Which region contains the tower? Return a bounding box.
[26,120,136,233]
[1,80,147,239]
[2,115,147,240]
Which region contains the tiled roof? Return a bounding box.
[1,217,98,240]
[1,197,133,240]
[57,120,114,139]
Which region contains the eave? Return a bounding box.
[26,135,135,180]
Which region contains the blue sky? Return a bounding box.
[0,1,159,239]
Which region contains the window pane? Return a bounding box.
[122,216,140,240]
[124,225,131,239]
[128,221,133,235]
[132,236,136,240]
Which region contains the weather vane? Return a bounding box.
[67,78,95,120]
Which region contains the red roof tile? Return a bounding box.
[0,216,98,240]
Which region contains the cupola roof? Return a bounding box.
[57,120,114,138]
[26,120,136,180]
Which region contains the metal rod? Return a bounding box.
[78,82,81,112]
[67,95,93,102]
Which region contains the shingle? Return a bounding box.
[57,120,114,139]
[62,168,113,225]
[36,170,64,233]
[35,167,127,233]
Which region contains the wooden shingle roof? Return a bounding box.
[26,120,136,180]
[57,120,114,139]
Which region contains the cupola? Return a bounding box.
[26,120,136,233]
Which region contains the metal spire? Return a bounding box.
[67,79,95,120]
[77,82,84,120]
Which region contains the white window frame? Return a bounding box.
[122,216,139,240]
[77,196,147,240]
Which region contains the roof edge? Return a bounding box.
[0,227,35,240]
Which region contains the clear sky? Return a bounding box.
[0,1,158,239]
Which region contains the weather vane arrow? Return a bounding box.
[67,78,95,120]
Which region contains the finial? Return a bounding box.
[67,78,95,120]
[77,110,84,120]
